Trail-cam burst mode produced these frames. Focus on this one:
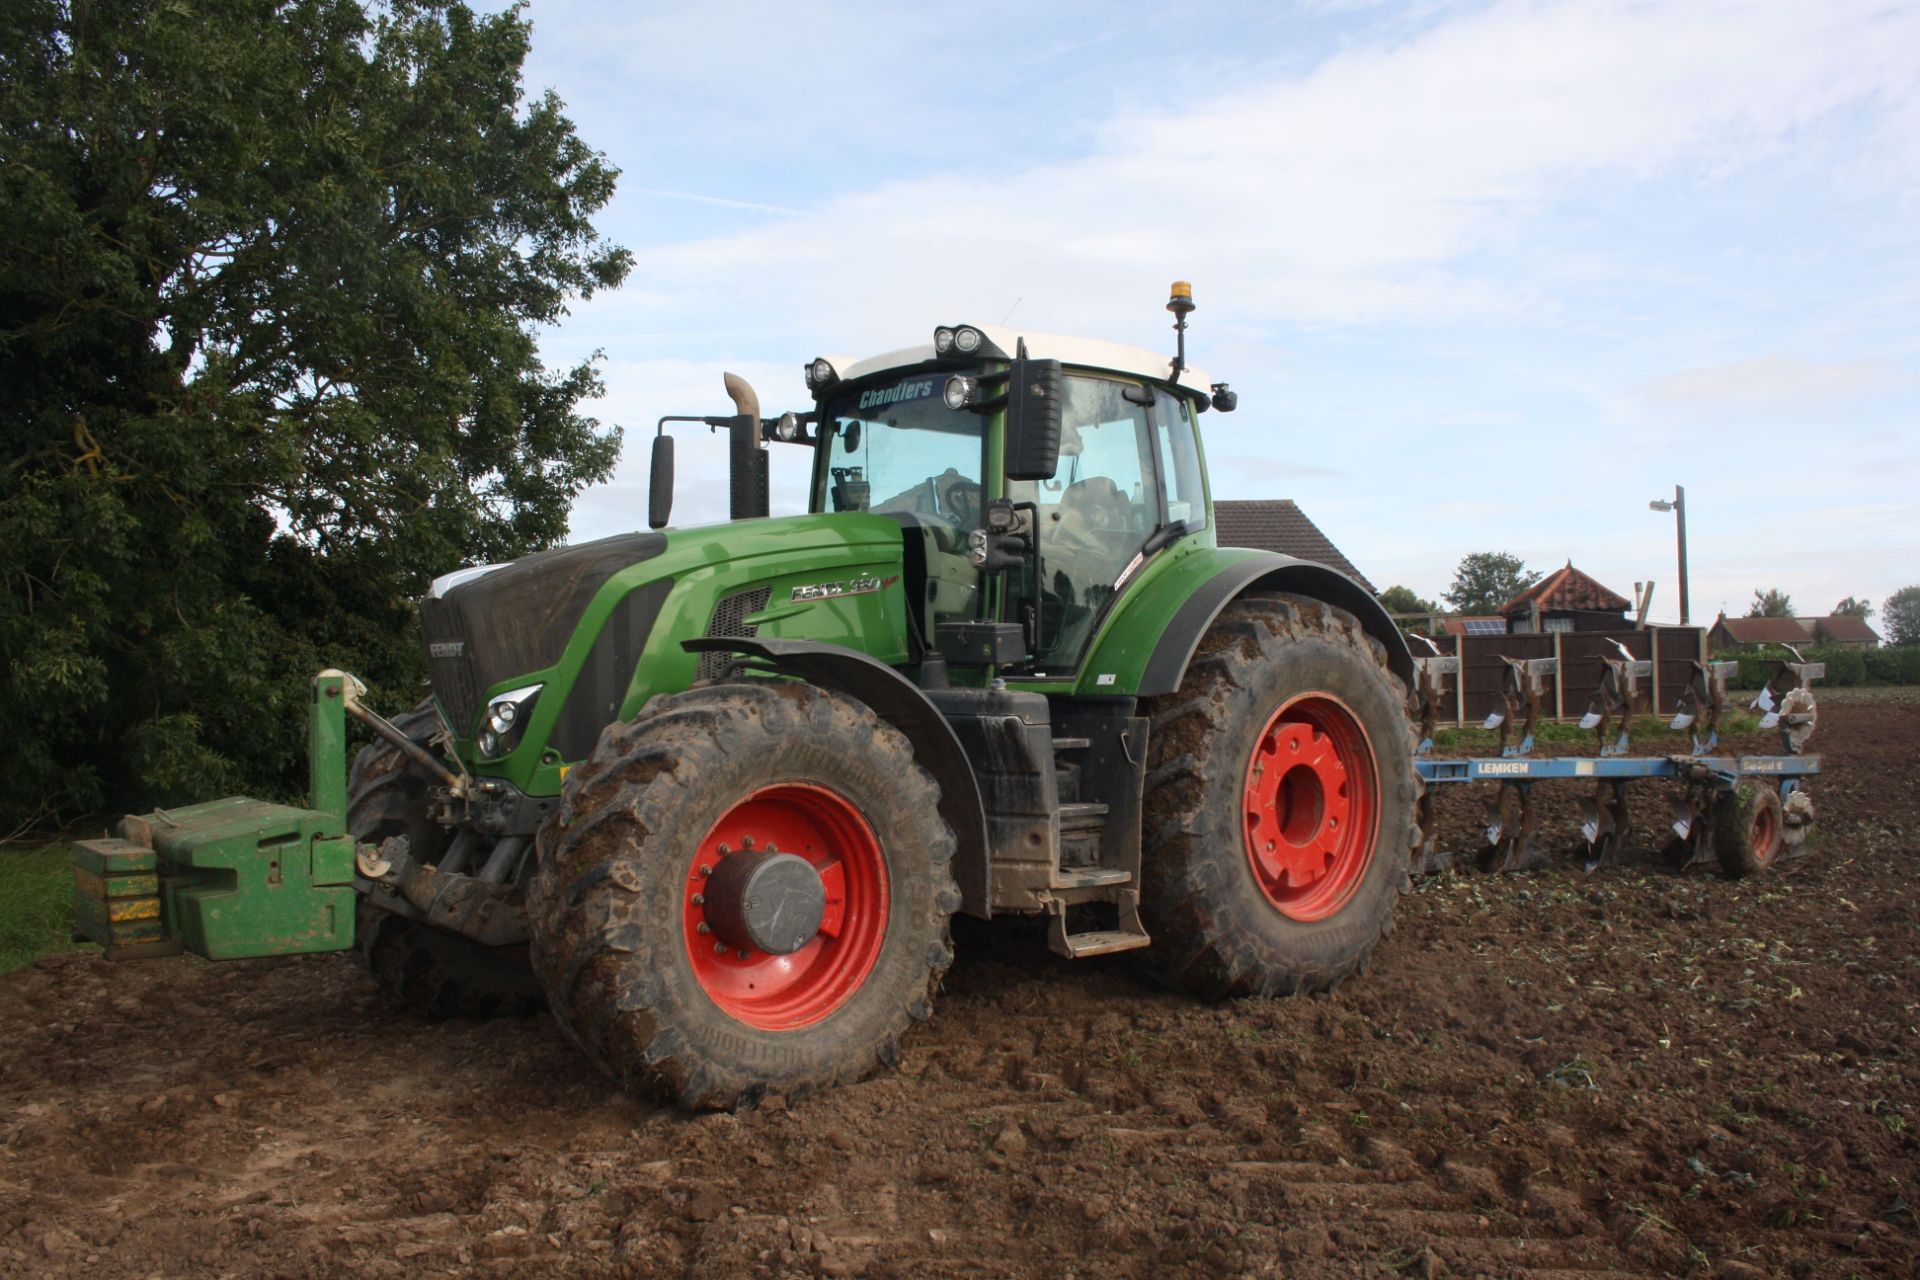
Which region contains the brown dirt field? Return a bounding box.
[3,691,1917,1279]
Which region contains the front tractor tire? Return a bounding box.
[1143,594,1419,998]
[526,682,960,1110]
[348,705,545,1021]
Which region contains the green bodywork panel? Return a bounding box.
[448,513,915,797]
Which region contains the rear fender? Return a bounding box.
[681,636,992,918]
[1138,553,1413,696]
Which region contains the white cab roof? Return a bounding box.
[825,324,1215,401]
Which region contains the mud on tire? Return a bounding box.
[526,682,960,1110]
[1142,593,1420,998]
[1714,781,1784,878]
[349,705,545,1020]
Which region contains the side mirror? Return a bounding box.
[648,434,674,530]
[1004,356,1063,481]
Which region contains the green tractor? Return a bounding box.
[75,285,1419,1108]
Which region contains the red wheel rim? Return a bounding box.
[682,784,888,1031]
[1752,801,1780,868]
[1242,694,1380,922]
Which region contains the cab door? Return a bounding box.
[1008,375,1162,677]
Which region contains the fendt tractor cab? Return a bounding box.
[75,285,1418,1108]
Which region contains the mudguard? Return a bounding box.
[682,636,993,917]
[1138,553,1414,696]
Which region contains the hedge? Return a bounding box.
[1726,643,1920,688]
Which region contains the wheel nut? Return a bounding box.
[737,949,750,960]
[713,942,727,954]
[691,893,705,906]
[696,922,711,934]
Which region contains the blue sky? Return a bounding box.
[509,0,1920,625]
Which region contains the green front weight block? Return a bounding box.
[72,672,362,961]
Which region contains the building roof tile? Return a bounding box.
[1212,500,1376,593]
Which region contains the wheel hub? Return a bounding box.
[1241,693,1379,923]
[681,783,890,1032]
[702,850,827,955]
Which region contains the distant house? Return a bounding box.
[1710,613,1882,651]
[1812,614,1881,647]
[1497,562,1632,634]
[1213,500,1375,592]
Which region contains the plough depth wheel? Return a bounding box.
[1714,782,1785,878]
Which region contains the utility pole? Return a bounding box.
[1647,485,1690,625]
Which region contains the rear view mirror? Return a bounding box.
[1004,355,1063,481]
[648,433,674,529]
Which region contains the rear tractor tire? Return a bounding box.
[1714,782,1784,878]
[526,682,960,1110]
[1142,594,1419,998]
[349,704,545,1021]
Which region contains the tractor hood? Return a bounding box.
[418,515,913,781]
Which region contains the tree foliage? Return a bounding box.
[1886,587,1920,646]
[1442,553,1538,616]
[1747,588,1794,618]
[1377,585,1438,617]
[0,0,630,829]
[1833,596,1873,617]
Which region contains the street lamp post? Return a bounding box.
[1647,485,1689,626]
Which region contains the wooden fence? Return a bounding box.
[1424,627,1707,726]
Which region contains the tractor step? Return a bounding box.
[1050,737,1092,751]
[1050,928,1152,957]
[1051,866,1131,889]
[1047,890,1150,959]
[1058,801,1109,830]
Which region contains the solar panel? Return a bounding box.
[1462,619,1506,636]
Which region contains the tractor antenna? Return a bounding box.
[1167,281,1195,378]
[1002,296,1022,324]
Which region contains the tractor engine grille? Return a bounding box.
[698,586,772,680]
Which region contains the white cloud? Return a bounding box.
[590,0,1920,346]
[1637,354,1909,417]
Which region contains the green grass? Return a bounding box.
[1431,711,1762,753]
[0,844,90,974]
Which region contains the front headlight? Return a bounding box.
[477,684,542,759]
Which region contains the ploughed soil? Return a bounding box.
[3,691,1916,1279]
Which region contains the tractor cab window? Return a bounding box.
[817,372,985,642]
[1154,388,1207,532]
[1009,376,1159,674]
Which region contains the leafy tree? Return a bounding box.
[1886,586,1920,646]
[1834,596,1874,617]
[1442,553,1539,616]
[1378,585,1440,634]
[0,0,630,830]
[1747,588,1794,618]
[1377,585,1438,616]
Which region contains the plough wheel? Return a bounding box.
[1714,782,1784,878]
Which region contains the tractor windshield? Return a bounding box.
[817,372,983,529]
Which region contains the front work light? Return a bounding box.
[952,325,984,354]
[933,326,956,354]
[805,358,838,391]
[478,684,542,759]
[943,375,976,410]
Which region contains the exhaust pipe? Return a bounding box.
[723,372,770,521]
